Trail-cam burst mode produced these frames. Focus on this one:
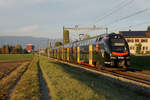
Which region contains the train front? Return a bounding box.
[109,33,130,68]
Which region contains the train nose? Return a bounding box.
[112,52,128,56]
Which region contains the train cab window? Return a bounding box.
[96,38,99,42]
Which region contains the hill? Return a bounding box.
[0,36,53,49]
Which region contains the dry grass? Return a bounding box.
[40,56,149,100]
[0,62,29,100]
[10,57,41,100]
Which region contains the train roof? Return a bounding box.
[51,33,119,49]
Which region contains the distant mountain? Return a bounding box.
[0,36,62,49]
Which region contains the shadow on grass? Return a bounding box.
[131,56,150,70]
[50,61,149,100]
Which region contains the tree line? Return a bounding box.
[0,44,28,54]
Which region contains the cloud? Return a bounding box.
[22,0,47,4]
[0,0,14,8]
[16,25,39,33]
[0,0,47,8]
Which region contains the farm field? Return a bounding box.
[10,57,41,100]
[0,54,33,79]
[0,61,22,79]
[0,54,42,100]
[0,54,150,100]
[0,62,29,100]
[0,54,33,61]
[40,56,149,100]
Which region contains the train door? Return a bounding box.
[61,48,64,60]
[67,48,69,61]
[89,44,93,66]
[77,46,80,63]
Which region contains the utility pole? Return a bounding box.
[47,39,50,59]
[38,44,40,57]
[106,27,108,34]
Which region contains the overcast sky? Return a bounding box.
[0,0,150,39]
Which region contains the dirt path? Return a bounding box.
[38,62,51,100]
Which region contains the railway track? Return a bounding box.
[50,57,150,87]
[100,68,150,86]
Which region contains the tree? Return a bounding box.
[2,45,9,54]
[0,48,2,54]
[135,43,142,54]
[147,26,150,31]
[55,42,62,47]
[15,44,23,54]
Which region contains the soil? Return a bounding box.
[0,60,30,80]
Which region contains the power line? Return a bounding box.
[112,20,150,32]
[109,7,150,26]
[130,20,150,27]
[94,0,134,24]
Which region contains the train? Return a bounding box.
[50,33,130,69]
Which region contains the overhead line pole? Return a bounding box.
[47,39,50,59]
[63,26,108,33]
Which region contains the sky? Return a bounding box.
[0,0,150,39]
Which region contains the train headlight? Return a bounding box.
[118,56,124,59]
[110,56,116,59]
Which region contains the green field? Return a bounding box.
[131,56,150,70]
[40,56,149,100]
[0,54,33,61]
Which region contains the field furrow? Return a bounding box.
[0,62,29,100]
[10,57,41,100]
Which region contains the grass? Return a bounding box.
[0,62,29,100]
[131,55,150,70]
[10,57,41,100]
[40,56,149,100]
[0,54,33,61]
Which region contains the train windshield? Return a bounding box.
[110,38,127,52]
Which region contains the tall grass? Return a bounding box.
[131,55,150,70]
[40,56,149,100]
[0,54,33,61]
[10,57,41,100]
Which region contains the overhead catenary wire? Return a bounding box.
[112,20,150,32]
[130,20,150,27]
[94,0,135,24]
[109,7,150,26]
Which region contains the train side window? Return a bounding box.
[96,38,99,42]
[99,37,102,41]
